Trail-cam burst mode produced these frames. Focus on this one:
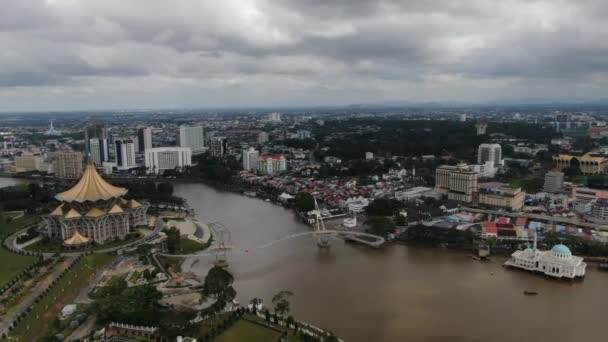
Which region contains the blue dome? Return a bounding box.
[551,244,572,256]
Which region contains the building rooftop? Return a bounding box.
[55,163,128,203]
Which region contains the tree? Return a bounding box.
[294,192,315,212]
[202,266,234,298]
[157,182,174,195]
[366,198,401,216]
[367,216,394,236]
[92,278,162,326]
[272,290,294,316]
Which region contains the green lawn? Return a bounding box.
[214,318,282,342]
[0,248,38,290]
[179,237,211,254]
[10,253,114,341]
[0,214,40,239]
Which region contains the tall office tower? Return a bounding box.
[114,139,136,170]
[145,147,192,174]
[89,138,109,166]
[55,151,83,179]
[242,147,259,171]
[137,127,153,153]
[84,124,108,155]
[258,131,269,145]
[477,143,502,166]
[178,125,205,154]
[475,123,487,136]
[267,112,282,122]
[297,130,311,139]
[209,137,227,157]
[543,171,565,193]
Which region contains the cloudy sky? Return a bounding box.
[1,0,608,111]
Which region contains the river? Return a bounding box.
[177,182,603,342]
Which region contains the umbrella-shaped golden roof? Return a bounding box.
[55,163,127,203]
[85,207,106,218]
[63,231,90,246]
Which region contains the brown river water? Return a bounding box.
[179,183,605,341]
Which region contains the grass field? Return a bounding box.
[0,248,38,290]
[10,253,114,341]
[215,318,282,342]
[0,214,40,239]
[179,237,211,254]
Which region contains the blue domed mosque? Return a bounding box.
[505,238,586,279]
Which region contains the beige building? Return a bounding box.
[553,153,608,175]
[14,153,43,173]
[478,182,525,211]
[42,162,148,245]
[55,152,83,179]
[435,164,478,203]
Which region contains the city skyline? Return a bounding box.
[1,0,608,111]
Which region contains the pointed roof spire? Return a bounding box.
[55,163,128,202]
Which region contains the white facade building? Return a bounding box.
[267,112,282,122]
[257,154,286,175]
[114,139,136,170]
[344,196,369,213]
[258,131,269,144]
[297,130,311,139]
[179,125,205,154]
[145,147,192,174]
[469,161,497,178]
[365,152,374,160]
[505,243,586,279]
[137,127,153,153]
[89,138,109,166]
[477,143,503,166]
[242,147,259,171]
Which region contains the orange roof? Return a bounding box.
[85,207,105,218]
[124,199,142,208]
[50,204,65,216]
[55,163,127,203]
[108,204,124,214]
[64,208,82,219]
[63,231,90,245]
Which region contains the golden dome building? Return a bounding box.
[43,163,149,244]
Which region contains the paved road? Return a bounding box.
[461,207,608,232]
[0,255,77,337]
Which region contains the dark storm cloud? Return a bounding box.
[0,0,607,110]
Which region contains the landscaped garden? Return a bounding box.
[9,253,114,341]
[0,248,38,290]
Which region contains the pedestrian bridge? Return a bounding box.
[157,230,385,258]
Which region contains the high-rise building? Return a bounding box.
[257,154,287,175]
[89,138,109,166]
[475,123,487,136]
[209,137,227,157]
[178,125,205,154]
[267,112,281,122]
[137,127,153,153]
[478,143,502,166]
[145,147,192,174]
[435,164,478,203]
[258,131,269,145]
[297,130,311,140]
[114,139,136,170]
[55,151,83,179]
[478,182,525,211]
[543,171,565,193]
[243,147,259,171]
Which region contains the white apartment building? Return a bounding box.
[137,127,153,152]
[178,125,205,154]
[242,147,259,171]
[89,138,109,166]
[145,147,192,174]
[477,143,503,166]
[115,139,136,170]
